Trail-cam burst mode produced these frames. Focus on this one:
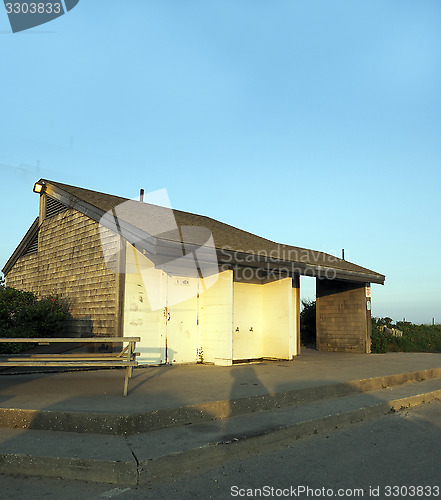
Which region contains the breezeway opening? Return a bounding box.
[300,276,317,348]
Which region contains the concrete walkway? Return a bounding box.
[1,349,441,414]
[0,349,441,485]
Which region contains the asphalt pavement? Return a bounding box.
[1,398,440,500]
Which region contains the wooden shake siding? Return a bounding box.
[316,279,370,354]
[6,209,120,337]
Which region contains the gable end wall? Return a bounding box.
[5,209,120,337]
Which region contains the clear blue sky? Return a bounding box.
[1,1,440,324]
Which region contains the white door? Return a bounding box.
[233,282,262,360]
[125,249,166,365]
[164,275,199,363]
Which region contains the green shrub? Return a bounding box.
[370,320,388,353]
[0,287,70,354]
[300,299,316,346]
[371,317,441,353]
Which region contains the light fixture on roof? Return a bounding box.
[33,181,46,194]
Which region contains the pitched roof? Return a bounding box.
[3,179,385,284]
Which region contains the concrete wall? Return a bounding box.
[5,208,120,337]
[316,278,371,353]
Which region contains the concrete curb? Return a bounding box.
[137,389,441,485]
[1,367,441,436]
[0,453,138,485]
[0,389,440,485]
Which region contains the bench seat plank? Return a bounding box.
[3,353,140,359]
[0,336,140,396]
[0,361,137,367]
[1,357,135,362]
[0,337,140,343]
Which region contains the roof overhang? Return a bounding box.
[215,249,384,284]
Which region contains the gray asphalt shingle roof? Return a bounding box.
[45,180,385,284]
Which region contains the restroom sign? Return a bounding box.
[176,278,190,286]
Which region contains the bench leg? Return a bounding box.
[123,341,137,395]
[123,366,130,397]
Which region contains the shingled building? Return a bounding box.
[2,180,385,365]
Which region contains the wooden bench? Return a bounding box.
[0,337,140,396]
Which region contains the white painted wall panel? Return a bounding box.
[291,283,299,357]
[125,242,298,365]
[199,270,233,365]
[261,278,292,359]
[124,245,165,364]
